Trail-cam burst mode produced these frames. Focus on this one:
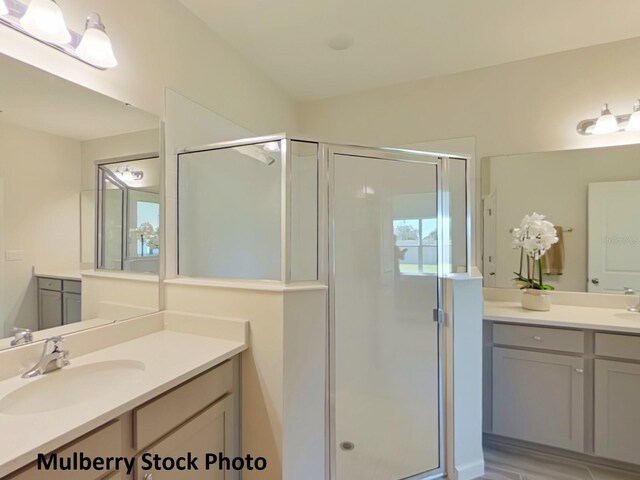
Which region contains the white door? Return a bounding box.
[330,149,441,480]
[588,180,640,292]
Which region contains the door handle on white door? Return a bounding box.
[591,278,600,285]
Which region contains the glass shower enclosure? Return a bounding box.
[177,135,470,480]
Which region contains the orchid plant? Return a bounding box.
[512,212,559,290]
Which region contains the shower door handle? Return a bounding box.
[433,308,444,324]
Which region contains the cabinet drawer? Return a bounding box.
[63,280,82,294]
[38,277,62,291]
[134,361,233,450]
[8,420,121,480]
[596,333,640,361]
[493,323,584,353]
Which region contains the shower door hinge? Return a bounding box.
[433,308,444,324]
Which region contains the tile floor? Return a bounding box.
[478,444,640,480]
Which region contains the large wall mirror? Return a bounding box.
[483,144,640,293]
[0,53,161,351]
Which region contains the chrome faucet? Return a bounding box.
[10,327,33,346]
[624,287,640,312]
[22,336,70,379]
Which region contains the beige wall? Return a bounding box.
[0,0,297,135]
[80,129,160,267]
[164,283,284,480]
[0,121,81,335]
[298,36,640,266]
[488,144,640,292]
[81,128,160,190]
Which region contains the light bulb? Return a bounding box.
[626,100,640,132]
[593,103,619,135]
[0,0,9,16]
[20,0,71,44]
[77,13,117,68]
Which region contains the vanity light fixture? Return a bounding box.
[0,0,117,69]
[626,100,640,132]
[20,0,70,44]
[592,104,618,135]
[76,13,117,68]
[577,100,640,135]
[114,166,144,182]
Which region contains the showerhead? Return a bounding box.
[236,145,278,166]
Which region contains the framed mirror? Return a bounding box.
[0,53,162,351]
[482,144,640,293]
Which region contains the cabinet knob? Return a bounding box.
[575,368,584,374]
[532,335,542,341]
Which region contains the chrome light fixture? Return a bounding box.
[577,101,640,135]
[626,100,640,132]
[76,14,117,68]
[0,1,117,69]
[115,166,144,182]
[20,0,70,44]
[592,104,618,135]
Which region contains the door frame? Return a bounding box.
[325,144,449,480]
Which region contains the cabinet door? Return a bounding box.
[136,395,236,480]
[39,289,62,330]
[492,347,584,451]
[62,292,82,324]
[595,360,640,464]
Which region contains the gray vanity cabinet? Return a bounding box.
[37,277,81,329]
[492,347,585,452]
[135,395,234,480]
[38,288,63,330]
[594,333,640,464]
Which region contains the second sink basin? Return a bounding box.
[0,359,145,416]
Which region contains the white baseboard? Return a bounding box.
[453,459,485,480]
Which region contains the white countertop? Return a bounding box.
[484,300,640,334]
[33,267,82,281]
[0,327,246,477]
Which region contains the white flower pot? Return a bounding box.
[521,289,551,312]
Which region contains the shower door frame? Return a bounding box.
[325,144,457,480]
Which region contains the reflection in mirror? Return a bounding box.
[97,156,160,273]
[483,144,640,293]
[0,53,160,351]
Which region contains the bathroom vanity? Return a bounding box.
[0,312,248,480]
[483,301,640,468]
[36,275,82,330]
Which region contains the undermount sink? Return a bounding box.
[614,312,640,321]
[0,359,145,416]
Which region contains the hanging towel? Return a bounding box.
[542,227,565,275]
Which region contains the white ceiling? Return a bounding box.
[179,0,640,101]
[0,54,158,141]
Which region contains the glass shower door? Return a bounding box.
[331,152,441,480]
